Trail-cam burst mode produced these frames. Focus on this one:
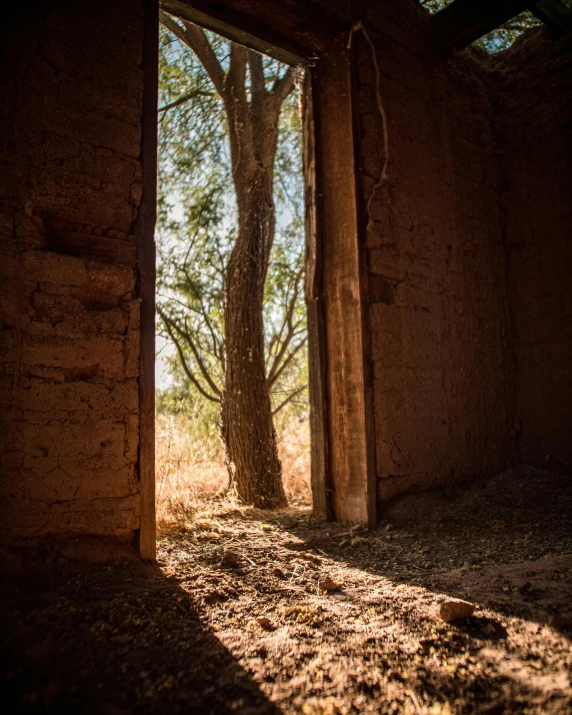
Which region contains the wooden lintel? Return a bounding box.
[531,0,572,32]
[432,0,533,55]
[161,0,311,65]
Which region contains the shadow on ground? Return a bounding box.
[2,465,571,714]
[272,465,572,634]
[0,558,279,714]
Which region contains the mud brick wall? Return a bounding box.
[0,0,145,543]
[494,31,572,473]
[356,2,516,502]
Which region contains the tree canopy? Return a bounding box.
[157,25,307,428]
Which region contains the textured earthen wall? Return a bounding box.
[493,31,572,473]
[2,0,569,540]
[0,0,145,543]
[355,3,516,502]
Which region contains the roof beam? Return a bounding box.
[432,0,533,54]
[530,0,572,32]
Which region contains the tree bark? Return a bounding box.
[159,16,296,508]
[222,169,287,508]
[216,46,294,509]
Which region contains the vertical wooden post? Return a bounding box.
[313,37,377,526]
[137,0,159,560]
[302,71,331,521]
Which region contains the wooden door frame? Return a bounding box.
[138,0,159,560]
[138,0,377,557]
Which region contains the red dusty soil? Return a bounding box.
[1,466,571,713]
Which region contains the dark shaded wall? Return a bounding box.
[354,2,516,502]
[494,32,572,473]
[0,0,145,543]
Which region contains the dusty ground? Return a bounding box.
[2,466,572,714]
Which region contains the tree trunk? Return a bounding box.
[222,169,287,508]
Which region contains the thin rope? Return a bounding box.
[348,20,389,234]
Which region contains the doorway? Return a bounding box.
[154,11,312,525]
[138,0,375,559]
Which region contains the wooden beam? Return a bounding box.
[531,0,572,32]
[161,0,311,65]
[313,37,377,526]
[136,0,159,562]
[432,0,533,54]
[302,71,332,521]
[44,227,137,268]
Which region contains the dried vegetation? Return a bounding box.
[155,413,311,525]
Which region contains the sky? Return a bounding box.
[155,333,174,391]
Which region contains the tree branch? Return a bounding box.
[180,265,223,366]
[272,383,308,416]
[159,308,222,399]
[158,89,213,114]
[268,336,307,389]
[159,310,220,403]
[248,49,266,105]
[266,271,302,380]
[160,11,227,98]
[225,43,254,180]
[267,66,296,115]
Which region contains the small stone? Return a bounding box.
[319,576,341,592]
[256,616,273,630]
[439,599,476,623]
[221,551,241,567]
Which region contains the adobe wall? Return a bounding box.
[1,0,569,541]
[355,2,516,502]
[0,0,145,544]
[493,31,572,473]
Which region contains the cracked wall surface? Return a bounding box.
[0,0,144,543]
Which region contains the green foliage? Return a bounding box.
[157,26,307,423]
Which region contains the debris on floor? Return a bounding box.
[1,466,571,713]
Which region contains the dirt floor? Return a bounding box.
[2,465,572,714]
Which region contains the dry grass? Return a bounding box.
[155,413,311,526]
